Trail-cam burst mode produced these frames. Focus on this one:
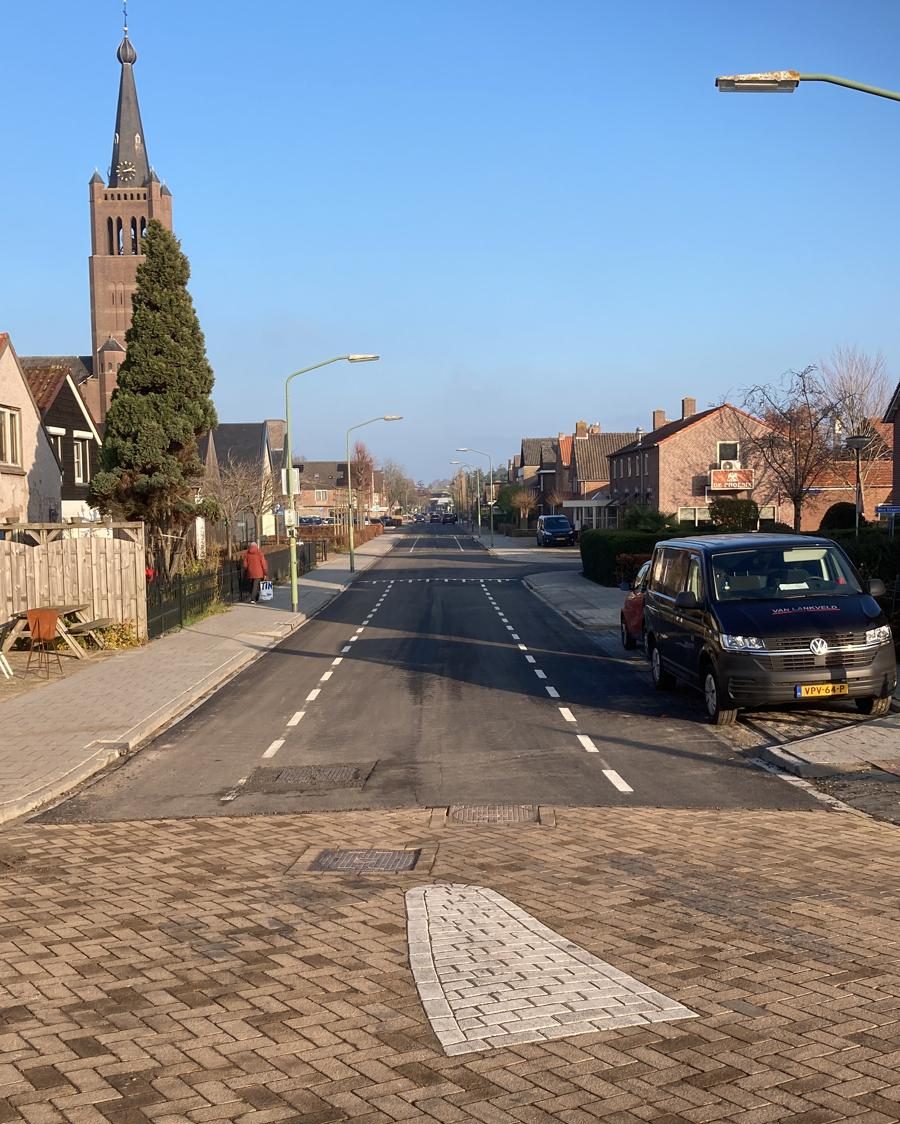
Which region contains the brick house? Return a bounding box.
[608,397,781,527]
[21,361,102,521]
[557,422,634,531]
[293,461,348,519]
[0,334,62,523]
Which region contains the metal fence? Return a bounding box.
[146,541,328,640]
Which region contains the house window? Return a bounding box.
[626,459,632,477]
[758,504,777,524]
[46,429,64,466]
[678,506,712,526]
[644,453,649,474]
[717,441,740,464]
[314,489,327,503]
[73,436,91,485]
[0,406,21,467]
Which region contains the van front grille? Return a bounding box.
[765,632,859,651]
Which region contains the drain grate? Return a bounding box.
[448,804,539,824]
[244,763,374,793]
[310,849,421,872]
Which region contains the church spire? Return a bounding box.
[109,5,151,188]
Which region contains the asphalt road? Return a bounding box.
[38,527,816,822]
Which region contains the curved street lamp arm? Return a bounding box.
[798,73,900,102]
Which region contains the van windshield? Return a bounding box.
[710,545,862,602]
[542,517,571,529]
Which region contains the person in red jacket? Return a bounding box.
[242,542,269,603]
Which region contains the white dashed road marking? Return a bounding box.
[525,654,536,664]
[576,734,599,753]
[559,707,576,723]
[263,738,285,759]
[331,657,343,666]
[546,686,560,698]
[534,669,547,679]
[603,769,634,793]
[287,710,305,726]
[320,671,333,682]
[306,688,321,702]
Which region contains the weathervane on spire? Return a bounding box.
[123,0,129,36]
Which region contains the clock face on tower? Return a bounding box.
[116,160,136,183]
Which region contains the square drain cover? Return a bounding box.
[244,763,374,793]
[310,849,420,873]
[448,804,539,824]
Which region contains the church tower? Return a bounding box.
[87,15,172,423]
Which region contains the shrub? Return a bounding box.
[709,497,759,532]
[621,507,679,532]
[615,552,652,586]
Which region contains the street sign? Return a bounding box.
[875,505,900,515]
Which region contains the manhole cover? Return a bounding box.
[310,849,421,872]
[244,763,374,793]
[448,804,539,824]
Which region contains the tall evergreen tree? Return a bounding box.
[90,220,219,577]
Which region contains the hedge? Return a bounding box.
[580,530,675,586]
[581,525,900,590]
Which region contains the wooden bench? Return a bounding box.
[67,618,115,648]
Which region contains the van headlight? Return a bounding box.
[720,635,765,651]
[865,625,892,646]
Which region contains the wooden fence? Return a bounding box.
[0,522,148,639]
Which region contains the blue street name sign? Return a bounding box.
[875,505,900,515]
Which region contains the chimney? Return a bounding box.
[575,420,588,439]
[681,396,697,419]
[588,423,601,435]
[652,409,667,431]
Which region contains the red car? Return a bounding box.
[620,560,651,650]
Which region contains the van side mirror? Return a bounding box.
[868,578,886,598]
[674,590,700,610]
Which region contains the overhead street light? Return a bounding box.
[457,447,495,548]
[844,434,870,539]
[715,70,900,102]
[346,415,403,572]
[450,460,482,532]
[283,354,379,611]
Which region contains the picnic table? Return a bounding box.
[0,604,113,660]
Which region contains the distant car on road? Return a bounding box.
[536,515,575,547]
[429,513,442,523]
[442,512,458,524]
[620,560,651,650]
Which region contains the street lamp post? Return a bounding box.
[346,415,403,572]
[450,460,481,533]
[715,70,900,102]
[844,434,869,539]
[284,355,379,611]
[457,447,494,547]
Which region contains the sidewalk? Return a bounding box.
[0,535,395,826]
[523,568,625,628]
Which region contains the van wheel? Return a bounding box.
[621,616,636,651]
[650,644,675,690]
[703,664,738,725]
[855,696,891,718]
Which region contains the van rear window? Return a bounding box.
[710,546,861,601]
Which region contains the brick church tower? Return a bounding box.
[86,18,172,423]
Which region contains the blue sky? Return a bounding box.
[3,1,900,480]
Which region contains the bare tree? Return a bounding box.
[820,346,893,512]
[510,486,538,528]
[204,453,266,557]
[734,367,837,532]
[381,459,416,512]
[544,486,565,514]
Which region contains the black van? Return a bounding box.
[643,534,896,725]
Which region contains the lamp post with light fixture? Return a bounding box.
[456,447,494,547]
[715,71,900,101]
[283,355,379,611]
[346,415,403,572]
[450,460,481,533]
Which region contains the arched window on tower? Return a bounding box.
[130,217,138,255]
[140,217,148,243]
[116,217,124,255]
[107,218,114,255]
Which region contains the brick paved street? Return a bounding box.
[2,805,900,1123]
